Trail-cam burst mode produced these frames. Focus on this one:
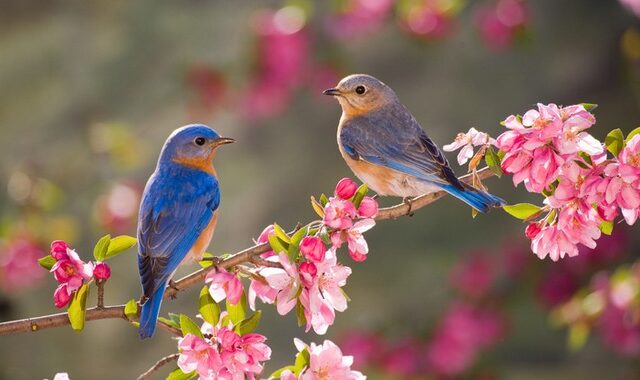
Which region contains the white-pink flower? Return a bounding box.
[323,198,357,230]
[205,268,244,305]
[259,252,301,315]
[218,327,272,376]
[443,127,495,165]
[293,339,366,380]
[177,333,222,378]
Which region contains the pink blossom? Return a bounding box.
[323,198,357,230]
[248,278,277,311]
[335,178,358,200]
[295,339,365,380]
[0,237,45,292]
[443,127,495,165]
[450,253,494,299]
[50,240,68,261]
[50,248,94,292]
[217,327,272,375]
[357,196,378,218]
[476,0,527,51]
[177,333,222,378]
[93,262,111,281]
[205,268,243,305]
[301,250,352,334]
[325,0,393,40]
[400,1,454,40]
[331,219,376,262]
[299,236,326,263]
[53,283,73,308]
[299,261,318,288]
[620,0,640,18]
[259,252,300,315]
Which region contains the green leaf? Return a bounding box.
[268,234,289,255]
[580,103,598,112]
[568,322,590,351]
[269,365,296,379]
[104,235,137,259]
[294,348,311,375]
[502,203,542,220]
[599,220,614,235]
[288,226,309,262]
[199,252,215,268]
[605,128,624,157]
[158,316,180,330]
[484,147,503,178]
[319,193,329,206]
[93,234,111,261]
[68,284,89,331]
[166,368,197,380]
[124,299,138,320]
[351,183,368,208]
[38,255,56,270]
[199,286,220,326]
[235,310,262,335]
[626,126,640,143]
[273,223,291,244]
[179,314,203,338]
[310,196,325,218]
[295,299,306,327]
[226,292,247,325]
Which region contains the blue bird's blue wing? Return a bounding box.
[340,106,462,188]
[137,173,220,299]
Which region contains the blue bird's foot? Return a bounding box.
[167,280,179,299]
[403,197,415,216]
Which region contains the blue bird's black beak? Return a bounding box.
[323,88,340,96]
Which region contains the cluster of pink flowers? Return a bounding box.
[476,0,528,51]
[278,339,365,380]
[48,240,111,308]
[177,314,271,379]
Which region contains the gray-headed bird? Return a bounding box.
[324,74,504,212]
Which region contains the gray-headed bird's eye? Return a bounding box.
[355,85,366,95]
[194,137,206,146]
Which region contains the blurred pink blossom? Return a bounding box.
[0,237,45,292]
[325,0,394,40]
[400,0,455,40]
[381,338,423,377]
[476,0,528,51]
[450,252,495,299]
[339,331,383,369]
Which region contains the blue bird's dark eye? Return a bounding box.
[194,137,206,146]
[355,85,366,95]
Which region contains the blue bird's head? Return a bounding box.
[323,74,399,116]
[158,124,235,174]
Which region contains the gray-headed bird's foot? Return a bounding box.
[403,197,415,217]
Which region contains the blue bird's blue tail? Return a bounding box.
[139,285,166,339]
[442,184,505,213]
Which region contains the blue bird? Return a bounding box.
[324,74,504,212]
[137,124,234,338]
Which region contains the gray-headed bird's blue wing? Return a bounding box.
[137,173,220,299]
[340,106,463,189]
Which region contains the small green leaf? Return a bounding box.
[124,299,138,320]
[580,103,598,112]
[484,147,503,178]
[605,128,624,157]
[288,226,309,262]
[68,284,90,331]
[158,316,180,330]
[199,252,215,268]
[626,126,640,143]
[199,286,220,326]
[294,348,311,375]
[273,223,291,244]
[166,368,197,380]
[104,235,137,259]
[179,314,203,338]
[568,322,590,351]
[351,183,368,208]
[268,234,289,255]
[269,365,296,379]
[502,203,542,220]
[599,220,614,235]
[310,196,325,218]
[38,255,56,270]
[235,310,262,335]
[226,292,247,325]
[319,193,329,206]
[93,234,111,261]
[295,299,306,327]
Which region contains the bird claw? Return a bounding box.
[403,197,415,217]
[167,280,179,299]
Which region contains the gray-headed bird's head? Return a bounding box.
[323,74,398,116]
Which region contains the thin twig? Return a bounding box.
[0,167,496,336]
[97,280,105,309]
[137,353,180,380]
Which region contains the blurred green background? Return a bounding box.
[1,0,640,379]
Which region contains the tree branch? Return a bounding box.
[0,167,495,336]
[137,353,179,380]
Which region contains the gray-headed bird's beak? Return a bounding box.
[322,88,341,96]
[212,137,236,146]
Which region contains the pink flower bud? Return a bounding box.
[50,240,69,261]
[53,283,72,308]
[357,196,378,218]
[525,222,541,239]
[299,236,326,263]
[299,261,317,287]
[335,178,358,200]
[93,262,112,281]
